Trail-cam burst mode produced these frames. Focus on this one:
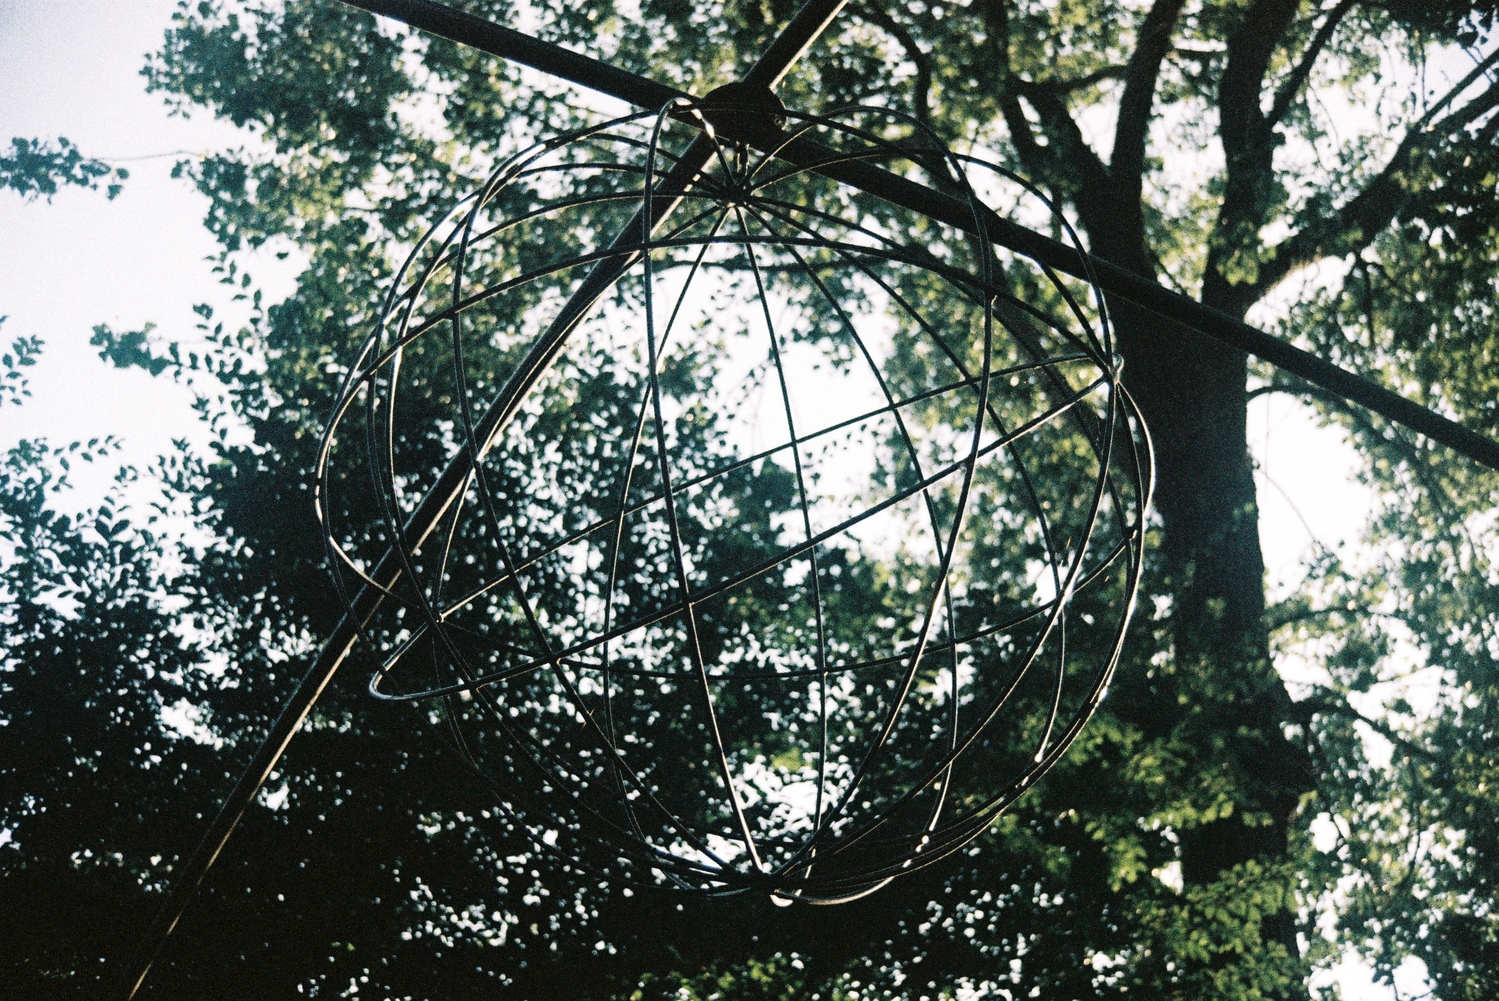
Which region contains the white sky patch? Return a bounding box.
[160,696,224,748]
[0,0,303,516]
[1249,390,1370,587]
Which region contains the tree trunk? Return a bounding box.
[1103,239,1313,991]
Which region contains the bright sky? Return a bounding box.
[0,0,298,509]
[0,2,1416,997]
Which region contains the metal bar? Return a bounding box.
[123,3,850,996]
[337,0,1499,472]
[337,0,839,92]
[344,0,685,108]
[770,153,1499,472]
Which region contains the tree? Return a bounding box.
[4,1,1498,998]
[0,137,129,203]
[0,322,224,997]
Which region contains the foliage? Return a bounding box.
[3,1,1498,999]
[0,338,215,997]
[0,137,128,203]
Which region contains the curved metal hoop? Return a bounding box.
[316,99,1154,902]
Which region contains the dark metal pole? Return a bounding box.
[777,156,1499,472]
[344,0,684,108]
[123,2,849,996]
[337,0,830,95]
[337,0,1499,473]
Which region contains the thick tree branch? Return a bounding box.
[1415,44,1499,130]
[1015,80,1114,210]
[977,0,1047,180]
[978,0,1111,207]
[998,95,1048,178]
[1202,0,1306,316]
[854,3,935,128]
[1036,63,1129,94]
[1171,45,1222,66]
[1218,0,1303,168]
[1251,69,1499,296]
[1267,0,1361,129]
[1293,688,1438,764]
[1112,0,1187,193]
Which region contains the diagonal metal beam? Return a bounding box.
[342,0,1499,472]
[343,0,829,96]
[122,4,850,997]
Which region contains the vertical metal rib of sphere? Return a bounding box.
[315,100,1153,902]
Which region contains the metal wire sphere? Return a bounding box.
[317,101,1153,903]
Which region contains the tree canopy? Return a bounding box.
[3,1,1499,999]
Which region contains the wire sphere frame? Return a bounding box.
[315,99,1154,903]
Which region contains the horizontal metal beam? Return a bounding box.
[340,0,1499,473]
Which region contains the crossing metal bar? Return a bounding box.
[341,0,1499,472]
